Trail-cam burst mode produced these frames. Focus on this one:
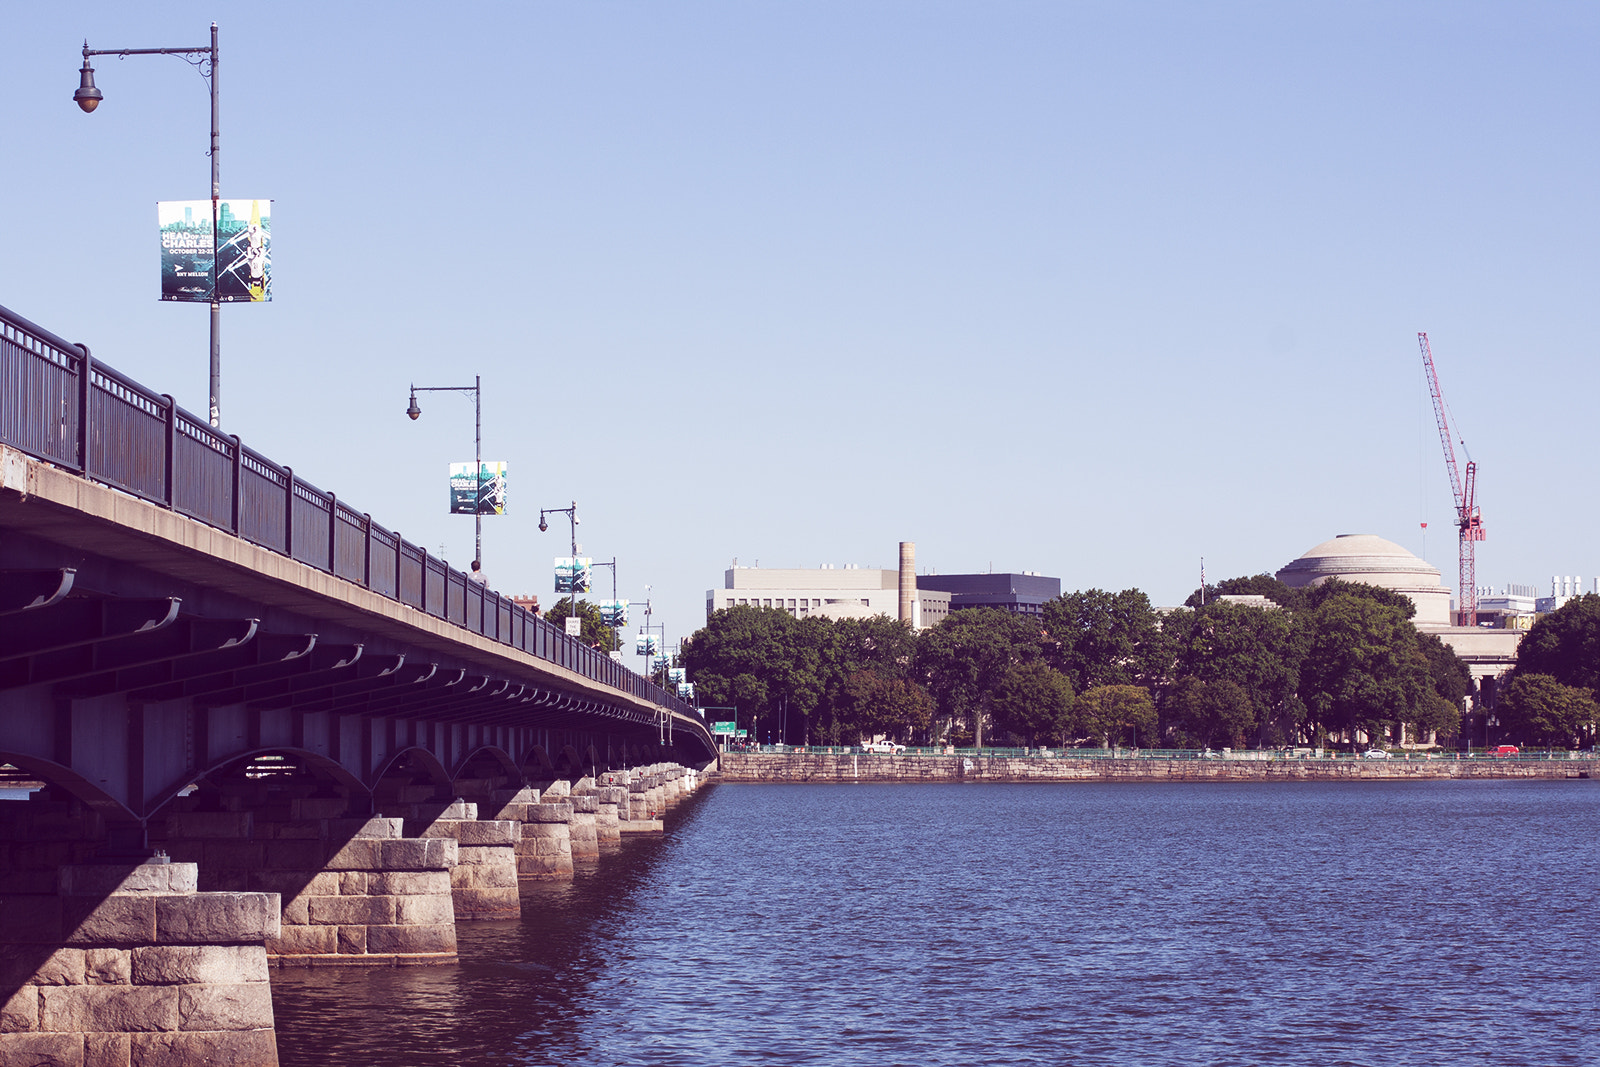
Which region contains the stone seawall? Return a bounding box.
[716,753,1596,783]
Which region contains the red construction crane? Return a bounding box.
[1418,332,1486,626]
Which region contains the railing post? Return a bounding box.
[161,394,176,509]
[326,492,337,576]
[230,436,242,535]
[76,345,92,478]
[394,532,404,604]
[363,514,372,589]
[283,466,294,559]
[419,547,428,614]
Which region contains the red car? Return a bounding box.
[1491,745,1520,757]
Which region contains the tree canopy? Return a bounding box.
[676,575,1482,750]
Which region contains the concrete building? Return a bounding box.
[706,561,951,628]
[704,543,1060,630]
[916,571,1061,618]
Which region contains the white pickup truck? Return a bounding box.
[861,740,906,754]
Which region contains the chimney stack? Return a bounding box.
[899,542,916,625]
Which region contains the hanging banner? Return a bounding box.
[676,681,695,700]
[449,462,507,516]
[667,667,686,685]
[600,599,629,627]
[159,199,272,303]
[635,633,660,656]
[554,557,591,594]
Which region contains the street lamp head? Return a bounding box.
[538,514,548,533]
[405,389,421,420]
[74,53,102,113]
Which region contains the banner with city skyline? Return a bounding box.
[158,199,272,303]
[448,462,507,515]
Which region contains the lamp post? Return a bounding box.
[538,502,580,627]
[76,23,224,428]
[406,376,483,567]
[590,556,620,649]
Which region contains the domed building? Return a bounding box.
[1275,534,1453,628]
[1276,533,1521,691]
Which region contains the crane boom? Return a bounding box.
[1418,332,1485,626]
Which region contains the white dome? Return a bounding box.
[1276,534,1452,628]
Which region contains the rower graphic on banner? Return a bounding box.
[159,199,271,302]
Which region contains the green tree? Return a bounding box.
[816,615,920,742]
[678,605,822,744]
[1297,589,1432,746]
[1498,673,1599,748]
[1173,600,1306,747]
[1075,685,1157,747]
[989,661,1075,746]
[1164,677,1255,749]
[916,608,1043,747]
[1412,631,1470,744]
[1510,594,1600,695]
[1184,573,1305,611]
[541,598,620,653]
[838,669,935,743]
[1042,589,1174,694]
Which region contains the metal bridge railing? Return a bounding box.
[0,302,700,724]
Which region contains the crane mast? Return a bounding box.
[1418,332,1485,626]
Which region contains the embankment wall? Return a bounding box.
[715,753,1596,783]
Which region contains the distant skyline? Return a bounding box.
[3,1,1595,652]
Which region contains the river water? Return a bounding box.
[271,780,1595,1066]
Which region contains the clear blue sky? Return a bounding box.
[3,2,1596,654]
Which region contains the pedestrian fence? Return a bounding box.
[0,301,699,723]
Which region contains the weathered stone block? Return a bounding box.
[30,948,88,986]
[2,984,39,1032]
[526,802,573,824]
[264,924,336,956]
[84,948,131,985]
[364,923,455,955]
[328,816,402,840]
[379,839,455,870]
[308,895,395,926]
[288,797,349,820]
[322,840,380,870]
[155,893,280,944]
[40,984,179,1033]
[450,888,519,920]
[450,861,518,890]
[337,871,368,896]
[84,1031,130,1067]
[177,982,275,1031]
[336,926,366,954]
[200,841,266,871]
[455,821,518,847]
[161,811,253,839]
[131,945,268,986]
[263,840,327,870]
[0,895,65,943]
[0,1032,83,1067]
[63,897,155,946]
[393,894,453,926]
[280,893,312,927]
[366,871,450,897]
[59,863,198,897]
[130,1029,278,1067]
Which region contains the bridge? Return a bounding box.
[0,302,717,1066]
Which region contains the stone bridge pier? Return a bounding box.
[1,793,282,1067]
[0,759,712,1064]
